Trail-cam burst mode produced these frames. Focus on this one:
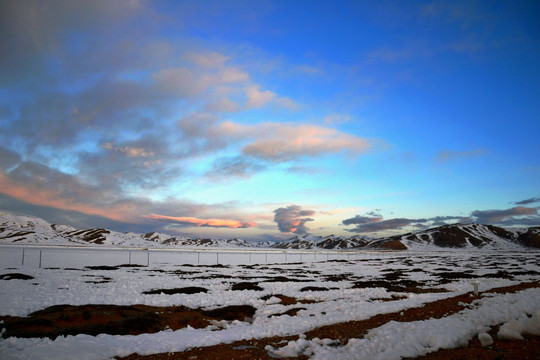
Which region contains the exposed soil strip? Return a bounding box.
[1,304,256,340]
[0,273,34,280]
[142,286,208,295]
[116,280,540,360]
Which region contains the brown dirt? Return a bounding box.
[379,240,408,250]
[1,304,256,340]
[114,280,540,360]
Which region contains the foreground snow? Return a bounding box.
[0,248,539,360]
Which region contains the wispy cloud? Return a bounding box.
[436,149,487,163]
[514,197,540,206]
[205,156,265,181]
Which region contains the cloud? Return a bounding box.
[0,0,144,84]
[436,149,487,163]
[343,206,539,234]
[245,85,297,110]
[0,1,380,238]
[143,214,257,229]
[342,213,383,225]
[205,156,265,181]
[346,218,417,233]
[471,206,537,224]
[324,114,352,125]
[273,205,316,235]
[0,145,224,227]
[286,165,325,175]
[245,85,277,108]
[185,51,229,68]
[204,97,240,113]
[342,213,470,233]
[217,121,371,161]
[0,163,128,222]
[101,143,155,158]
[514,197,540,205]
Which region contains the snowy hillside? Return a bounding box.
[0,214,255,248]
[272,224,539,251]
[272,234,369,249]
[394,223,539,250]
[1,214,539,250]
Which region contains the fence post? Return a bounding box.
[147,251,150,267]
[22,248,25,266]
[216,252,219,264]
[197,252,200,263]
[39,250,42,268]
[128,251,131,265]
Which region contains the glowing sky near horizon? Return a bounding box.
[0,0,539,241]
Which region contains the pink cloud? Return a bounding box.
[245,85,276,108]
[244,85,298,110]
[0,172,132,222]
[143,213,258,229]
[217,121,371,161]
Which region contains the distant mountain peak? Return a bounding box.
[1,214,539,250]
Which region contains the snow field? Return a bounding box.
[0,248,539,359]
[0,246,395,269]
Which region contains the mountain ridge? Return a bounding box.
[1,214,539,250]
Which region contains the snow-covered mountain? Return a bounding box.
[384,223,540,250]
[0,214,255,248]
[1,214,539,250]
[272,234,369,250]
[271,224,539,250]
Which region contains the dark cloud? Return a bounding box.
[273,205,316,235]
[342,213,471,233]
[0,0,145,85]
[343,207,539,234]
[342,214,383,226]
[514,197,540,205]
[206,156,265,181]
[0,146,21,170]
[345,218,418,233]
[471,206,537,224]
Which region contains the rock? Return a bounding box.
[478,332,494,347]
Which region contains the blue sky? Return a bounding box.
[0,0,539,241]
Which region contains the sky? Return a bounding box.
[0,0,539,241]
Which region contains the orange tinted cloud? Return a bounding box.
[0,173,132,222]
[143,213,257,229]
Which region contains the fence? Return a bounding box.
[0,246,404,268]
